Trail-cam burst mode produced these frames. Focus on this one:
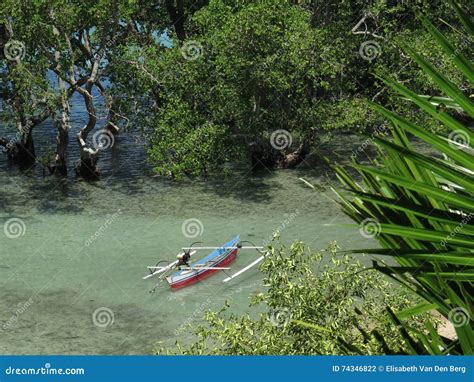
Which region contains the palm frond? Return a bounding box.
[331,6,474,355]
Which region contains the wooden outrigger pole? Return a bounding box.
[222,254,265,283]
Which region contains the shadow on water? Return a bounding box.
[0,130,373,215]
[177,171,277,204]
[2,125,423,215]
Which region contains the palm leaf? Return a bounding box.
[330,5,474,355]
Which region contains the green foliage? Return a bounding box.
[157,241,430,355]
[332,3,473,355]
[1,0,469,177]
[145,0,324,177]
[0,0,170,160]
[148,97,232,178]
[134,0,468,177]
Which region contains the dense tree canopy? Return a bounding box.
[0,0,173,177]
[130,0,469,177]
[0,0,470,179]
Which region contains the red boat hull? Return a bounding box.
[169,249,238,290]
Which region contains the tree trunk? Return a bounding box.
[0,123,36,169]
[49,23,101,179]
[75,153,100,180]
[75,127,100,180]
[49,45,71,177]
[75,83,101,180]
[250,139,310,171]
[75,129,101,181]
[97,81,120,136]
[250,140,279,170]
[166,0,186,40]
[49,123,69,177]
[276,142,310,169]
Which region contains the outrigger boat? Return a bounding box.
[144,235,264,292]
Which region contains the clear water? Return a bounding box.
[0,116,380,354]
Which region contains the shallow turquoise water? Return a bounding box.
[0,129,377,354]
